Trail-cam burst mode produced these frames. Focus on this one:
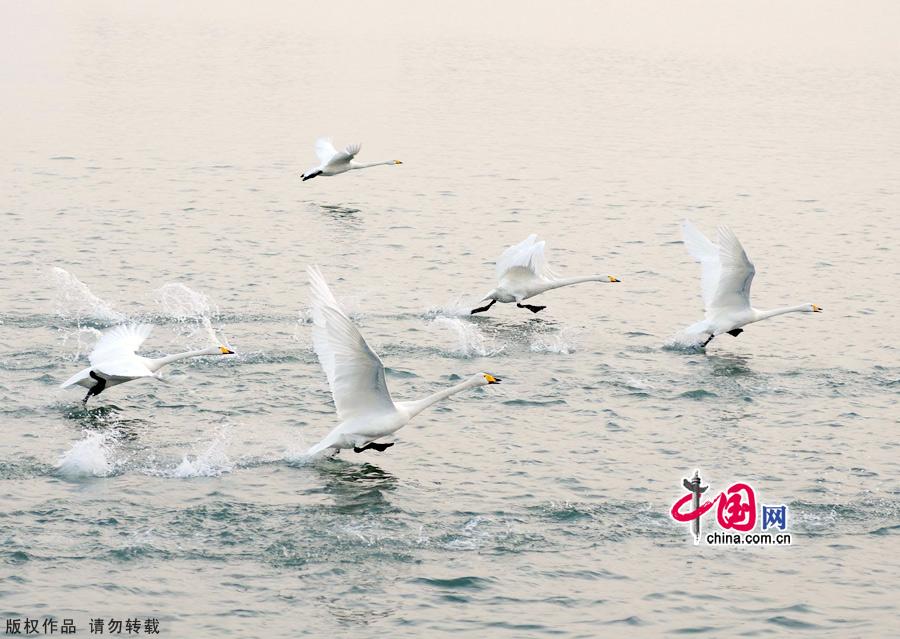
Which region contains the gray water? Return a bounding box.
[2,2,899,637]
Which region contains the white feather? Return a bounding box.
[308,266,394,421]
[682,221,755,316]
[495,234,557,282]
[60,367,92,389]
[681,219,721,312]
[314,137,338,164]
[89,324,155,378]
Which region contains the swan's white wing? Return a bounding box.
[89,324,153,367]
[308,266,394,421]
[711,225,755,311]
[94,358,155,379]
[326,143,361,166]
[87,324,155,378]
[314,137,338,164]
[495,234,556,281]
[682,220,721,310]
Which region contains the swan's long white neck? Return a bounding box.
[752,304,810,322]
[534,275,610,294]
[350,160,395,170]
[398,377,482,420]
[145,347,219,372]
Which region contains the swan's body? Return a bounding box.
[681,220,822,347]
[471,234,620,314]
[305,266,499,457]
[300,138,401,181]
[60,324,234,404]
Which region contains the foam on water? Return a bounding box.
[51,267,124,322]
[55,431,116,478]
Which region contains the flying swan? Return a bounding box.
[304,266,500,457]
[470,234,620,314]
[300,138,402,181]
[60,324,234,404]
[681,219,822,347]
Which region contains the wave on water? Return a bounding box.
[55,431,117,478]
[431,317,502,358]
[51,267,124,323]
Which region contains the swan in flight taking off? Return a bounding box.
[304,266,500,457]
[60,324,234,404]
[300,138,402,181]
[681,219,822,348]
[471,234,620,314]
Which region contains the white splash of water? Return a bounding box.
[51,267,124,322]
[55,431,116,478]
[283,437,320,464]
[663,331,708,351]
[154,283,215,321]
[59,326,104,362]
[423,297,475,319]
[171,424,234,478]
[431,317,500,357]
[530,330,577,354]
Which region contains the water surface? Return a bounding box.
[2,2,898,637]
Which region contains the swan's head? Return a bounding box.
[475,372,501,386]
[607,276,620,283]
[393,160,403,165]
[217,345,235,355]
[809,304,823,313]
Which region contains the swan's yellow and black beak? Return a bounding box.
[608,276,620,283]
[484,374,501,384]
[220,346,235,354]
[812,304,823,313]
[394,160,403,165]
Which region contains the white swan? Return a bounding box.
[304,266,500,457]
[300,138,402,181]
[470,234,620,314]
[681,219,822,347]
[60,324,234,404]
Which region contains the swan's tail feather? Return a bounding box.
[304,434,338,458]
[684,320,711,336]
[60,367,91,389]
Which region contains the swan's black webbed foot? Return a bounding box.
[517,302,545,313]
[727,328,744,337]
[470,299,496,314]
[701,334,715,347]
[83,371,107,404]
[353,442,395,453]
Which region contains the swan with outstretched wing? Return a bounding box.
[681,219,822,348]
[61,324,234,404]
[470,234,620,315]
[301,137,402,181]
[304,266,500,457]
